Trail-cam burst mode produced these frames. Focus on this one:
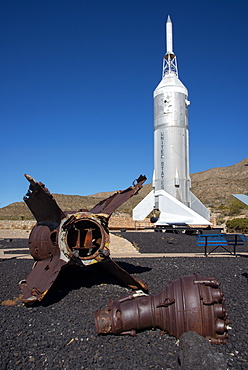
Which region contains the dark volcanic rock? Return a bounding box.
[178,331,227,370]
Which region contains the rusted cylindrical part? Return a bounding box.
[29,224,60,260]
[61,214,109,260]
[95,273,229,344]
[28,214,110,262]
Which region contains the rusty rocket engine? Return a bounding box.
[20,174,148,305]
[95,273,229,344]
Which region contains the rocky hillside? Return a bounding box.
[0,158,247,220]
[190,158,248,209]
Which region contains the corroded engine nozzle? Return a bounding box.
[95,273,229,344]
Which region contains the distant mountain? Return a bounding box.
[0,158,247,220]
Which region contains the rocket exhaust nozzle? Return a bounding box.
[95,273,229,344]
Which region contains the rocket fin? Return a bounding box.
[132,190,154,221]
[190,191,210,221]
[232,194,248,206]
[154,190,211,225]
[90,175,146,216]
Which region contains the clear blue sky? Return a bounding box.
[1,0,247,208]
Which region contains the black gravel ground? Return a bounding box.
[118,231,248,254]
[1,236,248,369]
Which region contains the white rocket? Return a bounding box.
[133,16,211,225]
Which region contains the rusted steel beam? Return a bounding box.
[95,273,229,344]
[20,174,147,305]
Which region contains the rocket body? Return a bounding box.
[153,73,191,207]
[133,16,210,225]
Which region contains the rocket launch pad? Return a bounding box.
[133,16,210,226]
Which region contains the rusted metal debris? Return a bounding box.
[95,273,230,344]
[20,174,148,305]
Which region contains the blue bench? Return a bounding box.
[196,234,246,257]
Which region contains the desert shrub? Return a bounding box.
[226,218,248,233]
[216,216,225,225]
